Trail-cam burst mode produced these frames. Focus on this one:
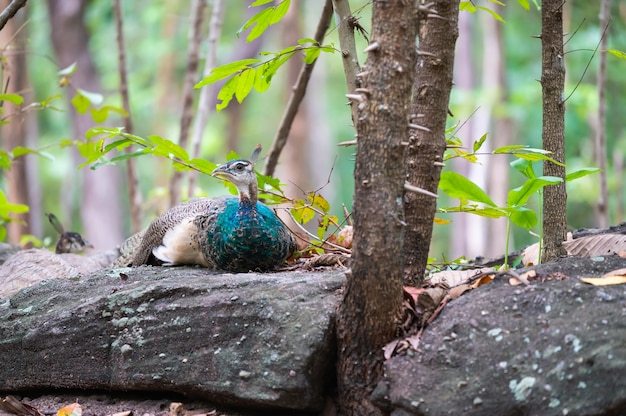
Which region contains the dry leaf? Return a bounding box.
[383,339,401,360]
[448,283,472,299]
[602,268,626,278]
[1,396,43,416]
[580,276,626,286]
[108,412,132,416]
[511,270,536,286]
[563,234,626,257]
[521,243,540,266]
[57,403,81,416]
[429,267,496,288]
[471,274,494,288]
[337,225,353,249]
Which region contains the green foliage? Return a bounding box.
[237,0,291,43]
[439,137,599,267]
[195,40,335,111]
[0,189,29,242]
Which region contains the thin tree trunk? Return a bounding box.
[113,0,142,234]
[188,0,224,199]
[540,0,567,262]
[331,0,361,129]
[336,1,417,413]
[0,3,31,243]
[403,0,459,285]
[594,0,610,227]
[0,0,26,32]
[263,0,333,177]
[47,0,125,250]
[169,0,206,207]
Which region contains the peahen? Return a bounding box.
[131,146,296,272]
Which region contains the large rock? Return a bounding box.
[376,256,626,416]
[0,267,344,412]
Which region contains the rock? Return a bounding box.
[0,266,344,412]
[376,256,626,416]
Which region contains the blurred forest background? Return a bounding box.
[0,0,624,261]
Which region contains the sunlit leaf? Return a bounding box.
[58,62,78,76]
[189,158,218,175]
[516,0,530,11]
[235,68,255,103]
[607,49,626,60]
[434,217,451,225]
[473,133,488,153]
[304,47,321,64]
[250,0,274,5]
[195,58,260,88]
[580,276,626,286]
[439,171,497,207]
[57,402,82,416]
[76,88,104,106]
[565,167,600,182]
[477,6,506,23]
[71,93,90,114]
[216,76,238,111]
[0,93,24,106]
[460,1,477,12]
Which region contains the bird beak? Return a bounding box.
[211,164,230,179]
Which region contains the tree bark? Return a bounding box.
[336,1,417,414]
[47,0,124,250]
[0,2,32,243]
[403,0,459,285]
[540,0,567,262]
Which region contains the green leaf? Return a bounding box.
[477,6,506,23]
[607,49,626,60]
[516,0,530,11]
[71,93,90,114]
[11,146,54,161]
[292,204,315,224]
[146,135,189,162]
[439,205,506,218]
[565,167,600,182]
[250,0,274,5]
[270,0,290,25]
[216,76,238,111]
[460,1,477,12]
[235,68,255,103]
[303,47,321,64]
[58,62,78,76]
[509,206,537,229]
[188,158,218,175]
[0,93,24,106]
[439,171,497,207]
[298,37,317,45]
[194,58,260,88]
[76,88,104,106]
[308,193,330,213]
[510,158,536,179]
[473,133,488,153]
[507,176,563,207]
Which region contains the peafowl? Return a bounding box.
[46,213,93,254]
[131,146,296,272]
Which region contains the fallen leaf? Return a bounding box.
[383,339,400,360]
[521,243,540,266]
[448,283,472,299]
[471,274,494,288]
[563,234,626,257]
[429,267,496,288]
[57,403,81,416]
[1,396,43,416]
[511,270,536,286]
[580,276,626,286]
[602,268,626,278]
[108,412,132,416]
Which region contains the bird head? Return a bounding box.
[211,145,262,201]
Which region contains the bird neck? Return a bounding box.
[238,182,258,207]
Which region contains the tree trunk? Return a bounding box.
[0,2,32,243]
[540,0,567,262]
[403,0,460,285]
[47,0,124,250]
[336,1,417,414]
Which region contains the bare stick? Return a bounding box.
[169,0,207,207]
[263,0,333,177]
[0,0,27,32]
[331,0,362,128]
[188,0,225,199]
[113,0,142,233]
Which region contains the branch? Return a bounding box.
[0,0,27,33]
[113,0,142,234]
[188,0,225,199]
[331,0,362,129]
[169,0,207,207]
[263,0,333,177]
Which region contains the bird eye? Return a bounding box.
[234,162,246,171]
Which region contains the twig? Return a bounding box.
[169,0,207,207]
[263,0,333,177]
[331,0,362,129]
[113,0,142,234]
[188,0,225,199]
[286,210,352,254]
[0,0,27,33]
